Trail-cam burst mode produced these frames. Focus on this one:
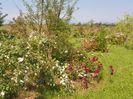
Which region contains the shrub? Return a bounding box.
[82,30,107,52]
[0,34,57,98]
[83,39,97,51]
[116,15,133,49]
[53,56,104,92]
[105,32,126,45]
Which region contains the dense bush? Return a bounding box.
[105,32,126,45]
[0,34,57,98]
[83,29,107,52]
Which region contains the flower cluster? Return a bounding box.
[66,56,103,89]
[53,56,104,89]
[105,32,126,45]
[0,91,5,98]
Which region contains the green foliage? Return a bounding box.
[95,30,107,52]
[116,15,133,49]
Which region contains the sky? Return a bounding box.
[1,0,133,23]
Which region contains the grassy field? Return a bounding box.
[48,45,133,99]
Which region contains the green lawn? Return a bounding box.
[49,45,133,99]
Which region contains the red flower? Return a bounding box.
[66,65,73,73]
[90,56,98,62]
[109,66,114,75]
[81,77,88,88]
[98,63,103,69]
[68,65,73,72]
[84,67,90,74]
[94,69,100,77]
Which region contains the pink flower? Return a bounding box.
[93,69,100,77]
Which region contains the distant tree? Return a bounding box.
[21,0,78,35]
[0,3,7,26]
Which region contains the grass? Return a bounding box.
[84,45,133,99]
[46,45,133,99]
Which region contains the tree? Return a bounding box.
[21,0,78,35]
[0,3,7,26]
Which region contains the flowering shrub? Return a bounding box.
[0,34,58,98]
[105,32,126,45]
[53,56,104,90]
[116,15,133,49]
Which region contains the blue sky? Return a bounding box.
[1,0,133,23]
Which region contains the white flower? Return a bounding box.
[0,91,5,97]
[11,45,14,48]
[5,55,9,59]
[11,77,18,83]
[52,66,55,70]
[24,70,28,73]
[77,50,80,53]
[20,80,24,83]
[64,50,68,53]
[54,42,57,44]
[34,73,37,76]
[18,57,24,63]
[25,54,28,57]
[80,54,83,56]
[54,47,57,49]
[52,84,55,86]
[60,79,66,85]
[26,66,29,70]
